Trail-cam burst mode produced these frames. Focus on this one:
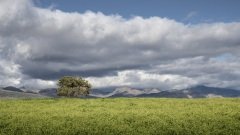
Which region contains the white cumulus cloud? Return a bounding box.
[0,0,240,90]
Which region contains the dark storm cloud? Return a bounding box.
[21,63,145,80]
[0,0,240,89]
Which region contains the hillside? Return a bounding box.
[1,85,240,98]
[2,86,23,92]
[137,85,240,98]
[0,89,46,98]
[38,88,57,97]
[90,85,240,98]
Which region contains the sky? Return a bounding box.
[0,0,240,90]
[36,0,240,23]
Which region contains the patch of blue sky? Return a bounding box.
[211,53,236,62]
[36,0,240,24]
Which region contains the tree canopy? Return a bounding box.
[57,76,91,97]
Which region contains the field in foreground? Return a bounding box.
[0,98,240,135]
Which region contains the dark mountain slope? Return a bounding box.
[0,89,46,98]
[3,86,23,92]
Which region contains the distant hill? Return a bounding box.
[0,89,46,98]
[1,85,240,98]
[136,85,240,98]
[90,87,161,98]
[38,88,57,97]
[3,86,23,92]
[108,87,144,97]
[181,85,240,98]
[137,90,188,98]
[90,85,240,98]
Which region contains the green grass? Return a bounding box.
[0,98,240,135]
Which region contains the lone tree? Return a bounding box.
[57,76,91,97]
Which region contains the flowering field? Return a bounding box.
[0,98,240,135]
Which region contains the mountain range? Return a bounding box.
[0,87,46,99]
[0,85,240,98]
[91,85,240,98]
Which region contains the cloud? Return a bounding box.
[0,0,240,90]
[0,59,21,86]
[183,11,198,21]
[87,70,197,90]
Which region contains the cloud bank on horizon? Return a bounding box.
[0,0,240,90]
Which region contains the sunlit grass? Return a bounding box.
[0,98,240,135]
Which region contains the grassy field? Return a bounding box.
[0,98,240,135]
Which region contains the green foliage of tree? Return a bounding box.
[57,76,91,97]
